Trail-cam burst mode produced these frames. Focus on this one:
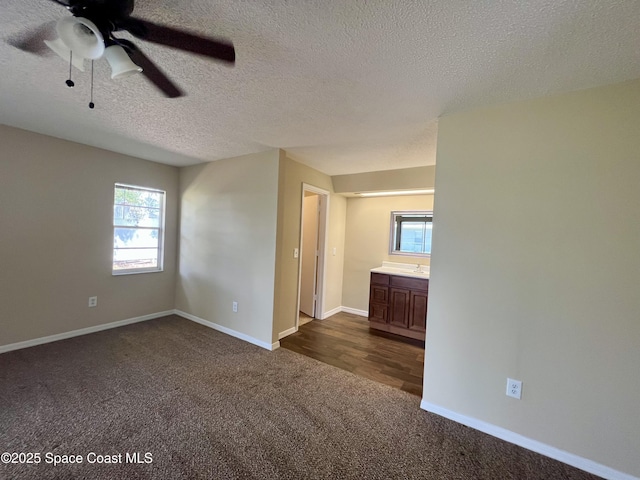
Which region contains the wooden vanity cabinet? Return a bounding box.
[369,272,428,341]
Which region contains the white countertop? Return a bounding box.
[370,261,430,279]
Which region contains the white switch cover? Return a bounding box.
[332,247,337,256]
[293,248,299,258]
[232,301,238,313]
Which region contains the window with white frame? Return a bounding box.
[390,211,432,257]
[113,184,165,274]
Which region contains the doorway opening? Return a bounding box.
[296,184,329,329]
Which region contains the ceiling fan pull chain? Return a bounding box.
[65,51,75,88]
[89,60,95,109]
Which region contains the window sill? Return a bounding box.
[112,268,164,276]
[389,251,431,258]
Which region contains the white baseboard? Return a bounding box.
[321,306,343,319]
[278,326,297,339]
[340,306,368,317]
[319,306,368,319]
[283,305,367,336]
[174,310,279,351]
[420,401,638,480]
[0,310,174,354]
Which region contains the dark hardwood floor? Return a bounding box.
[280,312,424,396]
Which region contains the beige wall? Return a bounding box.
[332,166,435,193]
[0,125,179,347]
[175,150,280,347]
[342,195,433,312]
[0,134,345,349]
[425,79,640,477]
[273,152,346,340]
[326,191,346,313]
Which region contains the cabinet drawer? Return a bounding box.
[369,303,388,323]
[390,275,429,291]
[371,273,390,285]
[370,284,388,304]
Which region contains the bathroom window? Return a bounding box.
[113,183,165,274]
[390,211,432,257]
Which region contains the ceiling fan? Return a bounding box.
[12,0,235,101]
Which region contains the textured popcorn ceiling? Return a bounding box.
[1,1,639,175]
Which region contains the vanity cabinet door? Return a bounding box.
[409,290,428,332]
[389,288,410,328]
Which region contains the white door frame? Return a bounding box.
[296,183,330,328]
[299,193,319,317]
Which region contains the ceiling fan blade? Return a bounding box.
[121,18,235,64]
[8,22,56,55]
[117,39,184,98]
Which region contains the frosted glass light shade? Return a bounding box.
[105,45,143,79]
[44,38,85,71]
[57,16,104,60]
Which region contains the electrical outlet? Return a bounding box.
[232,301,238,313]
[293,248,299,259]
[88,296,98,308]
[506,378,522,399]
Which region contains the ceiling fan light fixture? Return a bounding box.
[57,16,105,60]
[105,45,143,79]
[44,38,86,71]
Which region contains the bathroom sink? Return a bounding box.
[370,263,430,279]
